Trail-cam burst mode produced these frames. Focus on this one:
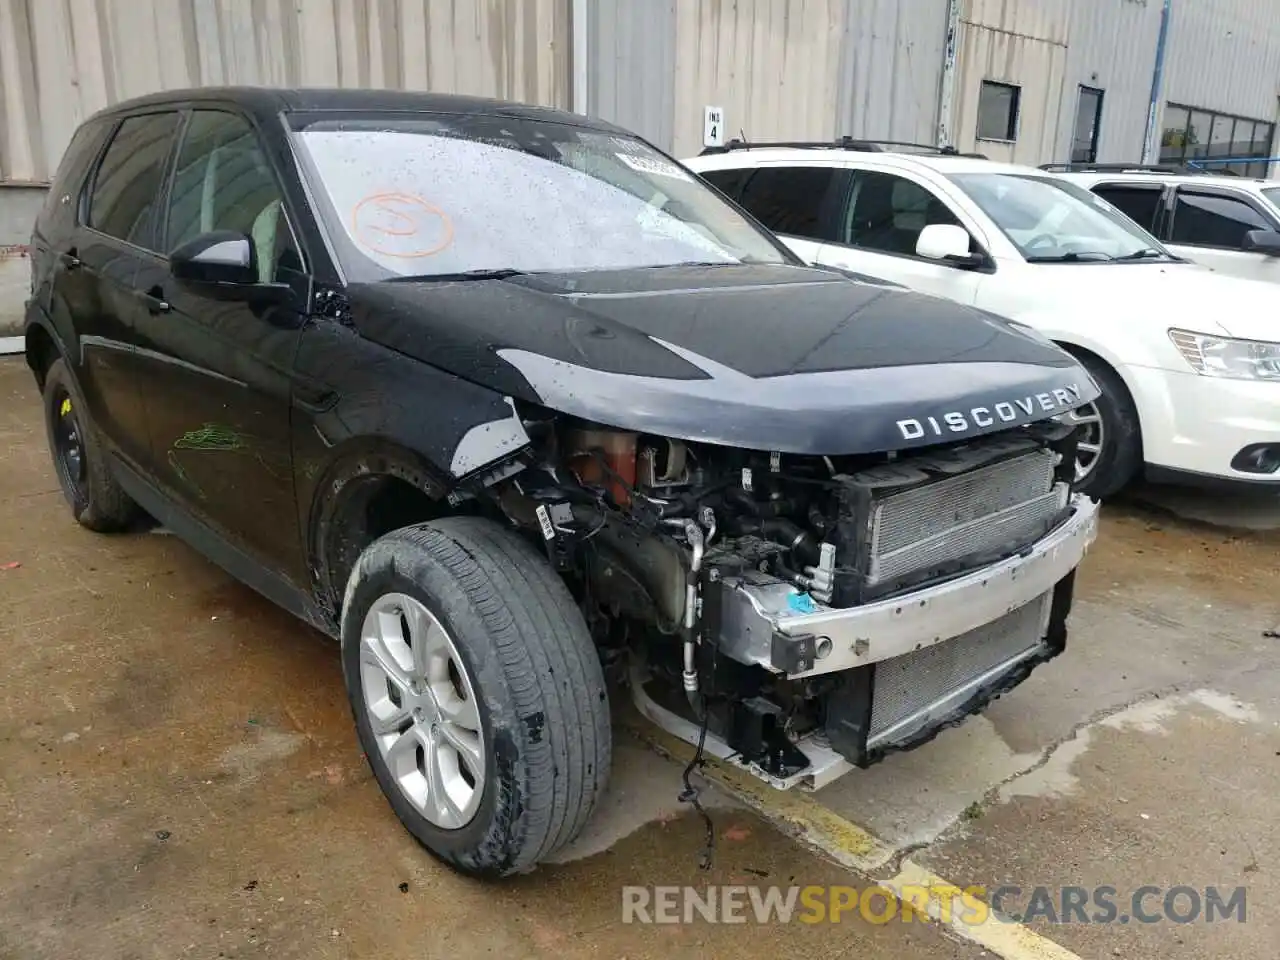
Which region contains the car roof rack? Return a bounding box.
[1039,162,1203,174]
[699,136,988,159]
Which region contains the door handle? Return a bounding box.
[135,286,171,314]
[59,249,82,270]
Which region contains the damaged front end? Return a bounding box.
[489,412,1098,792]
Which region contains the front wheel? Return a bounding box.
[341,517,611,877]
[1067,354,1142,499]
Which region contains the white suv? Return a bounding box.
[1045,163,1280,285]
[683,140,1280,498]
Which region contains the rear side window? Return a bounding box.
[88,112,180,249]
[1171,191,1269,248]
[1092,184,1163,233]
[737,166,842,240]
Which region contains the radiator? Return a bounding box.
[836,440,1068,603]
[867,591,1051,748]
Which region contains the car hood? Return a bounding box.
[344,263,1099,455]
[1035,260,1275,340]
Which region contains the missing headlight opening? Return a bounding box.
[492,409,1097,800]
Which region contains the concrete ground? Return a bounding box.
[4,353,1279,960]
[0,356,983,959]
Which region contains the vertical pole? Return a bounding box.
[936,0,962,148]
[572,0,589,115]
[1141,0,1173,164]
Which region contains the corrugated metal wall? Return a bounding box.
[0,0,570,185]
[1164,0,1280,124]
[585,0,676,150]
[1055,0,1162,164]
[836,0,949,145]
[952,0,1069,163]
[669,0,847,158]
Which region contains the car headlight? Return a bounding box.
[1168,329,1280,381]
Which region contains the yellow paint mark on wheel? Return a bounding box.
[59,398,71,417]
[626,709,1084,960]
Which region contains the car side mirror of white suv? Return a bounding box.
[1242,229,1280,258]
[916,223,980,266]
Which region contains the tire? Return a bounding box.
[41,358,140,532]
[340,516,611,877]
[1070,353,1142,499]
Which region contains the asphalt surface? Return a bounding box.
[3,354,1278,959]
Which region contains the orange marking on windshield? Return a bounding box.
[351,192,454,257]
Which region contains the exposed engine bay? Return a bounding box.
[490,411,1099,790]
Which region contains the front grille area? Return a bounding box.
[834,438,1069,605]
[867,591,1050,747]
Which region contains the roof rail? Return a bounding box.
[1039,162,1201,174]
[699,136,988,159]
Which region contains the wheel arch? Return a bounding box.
[305,437,461,622]
[23,311,67,389]
[1051,337,1146,464]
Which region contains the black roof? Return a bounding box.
[90,85,625,134]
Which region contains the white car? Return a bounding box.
[1045,163,1280,286]
[683,141,1280,498]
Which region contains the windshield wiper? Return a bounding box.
[1024,251,1115,263]
[1113,248,1167,261]
[384,268,527,283]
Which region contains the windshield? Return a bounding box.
[949,173,1174,262]
[1262,187,1280,212]
[289,114,789,280]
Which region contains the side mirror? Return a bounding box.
[1243,229,1280,257]
[916,223,982,267]
[170,230,259,286]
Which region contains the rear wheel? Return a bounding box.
[42,358,140,531]
[1066,353,1141,499]
[341,517,611,877]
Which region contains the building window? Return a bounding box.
[1160,103,1274,177]
[1071,86,1104,163]
[977,81,1020,142]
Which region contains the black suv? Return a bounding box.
[25,87,1100,877]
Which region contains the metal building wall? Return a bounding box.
[584,0,676,150]
[1055,0,1162,165]
[1163,0,1280,124]
[951,0,1070,164]
[669,0,847,158]
[836,0,949,146]
[0,0,570,187]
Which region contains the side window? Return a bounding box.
[698,167,749,201]
[1170,191,1269,249]
[88,112,181,249]
[736,166,841,240]
[843,171,965,257]
[1092,184,1163,233]
[165,110,301,282]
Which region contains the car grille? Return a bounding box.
[867,591,1050,748]
[867,447,1065,588]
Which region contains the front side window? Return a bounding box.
[1091,184,1164,232]
[88,112,181,249]
[1170,191,1270,249]
[951,173,1173,262]
[736,167,842,240]
[165,110,299,282]
[290,114,790,281]
[842,171,965,257]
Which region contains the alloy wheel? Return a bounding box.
[1064,402,1105,482]
[359,593,485,829]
